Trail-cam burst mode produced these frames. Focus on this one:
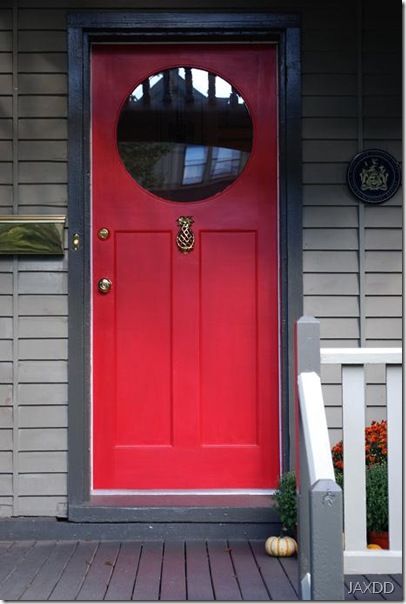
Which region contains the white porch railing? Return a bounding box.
[321,348,402,575]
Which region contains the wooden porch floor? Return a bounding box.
[0,539,402,601]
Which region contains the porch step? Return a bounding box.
[0,496,281,540]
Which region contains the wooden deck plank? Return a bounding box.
[132,541,163,601]
[160,541,186,601]
[0,541,55,601]
[104,542,141,601]
[279,555,300,597]
[20,541,77,601]
[365,575,404,601]
[0,541,35,583]
[228,540,269,601]
[185,541,214,601]
[250,540,299,601]
[207,540,242,601]
[48,541,98,601]
[76,541,120,601]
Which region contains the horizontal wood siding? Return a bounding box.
[0,0,401,515]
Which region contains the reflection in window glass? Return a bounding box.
[117,67,253,202]
[183,145,208,185]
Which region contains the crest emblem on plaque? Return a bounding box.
[347,149,401,204]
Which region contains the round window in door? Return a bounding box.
[117,67,253,202]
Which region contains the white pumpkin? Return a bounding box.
[265,535,297,557]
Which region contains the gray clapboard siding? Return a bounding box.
[365,273,402,295]
[18,97,67,119]
[0,186,12,206]
[364,96,401,117]
[0,53,12,72]
[365,229,402,250]
[18,118,67,140]
[19,8,67,29]
[0,73,12,94]
[0,10,12,29]
[0,499,12,517]
[18,361,67,383]
[0,141,12,157]
[319,339,359,347]
[367,340,401,347]
[18,405,67,428]
[18,184,67,205]
[18,162,67,184]
[0,119,12,139]
[18,31,66,52]
[19,141,67,161]
[303,50,356,73]
[17,496,67,516]
[302,96,357,118]
[306,295,359,319]
[0,362,12,382]
[320,318,360,339]
[19,317,67,338]
[303,184,356,206]
[303,228,358,249]
[303,140,357,162]
[18,52,68,73]
[19,428,67,451]
[325,407,341,427]
[365,318,402,340]
[303,118,357,139]
[0,407,12,428]
[365,251,401,272]
[365,296,402,317]
[364,141,402,162]
[303,251,358,273]
[364,76,401,97]
[0,163,12,184]
[18,295,67,316]
[0,385,12,406]
[0,451,12,472]
[19,451,67,473]
[18,273,67,295]
[18,384,67,405]
[302,163,346,184]
[0,340,12,361]
[0,97,12,117]
[19,74,67,95]
[364,207,402,228]
[19,339,68,360]
[0,31,12,51]
[0,475,12,496]
[303,74,357,95]
[18,473,67,496]
[304,273,359,295]
[303,28,357,52]
[0,296,12,315]
[364,364,386,383]
[0,429,12,449]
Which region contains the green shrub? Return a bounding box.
[366,462,388,532]
[275,471,297,534]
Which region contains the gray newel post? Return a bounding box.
[296,316,344,601]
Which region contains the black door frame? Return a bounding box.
[67,10,302,521]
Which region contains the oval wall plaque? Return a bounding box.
[347,149,401,204]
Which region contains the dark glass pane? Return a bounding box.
[117,67,253,202]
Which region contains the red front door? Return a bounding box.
[92,44,279,489]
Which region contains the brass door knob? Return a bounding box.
[98,278,112,294]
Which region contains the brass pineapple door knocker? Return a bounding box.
[176,216,195,253]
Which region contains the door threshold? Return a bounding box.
[69,493,279,525]
[91,489,276,496]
